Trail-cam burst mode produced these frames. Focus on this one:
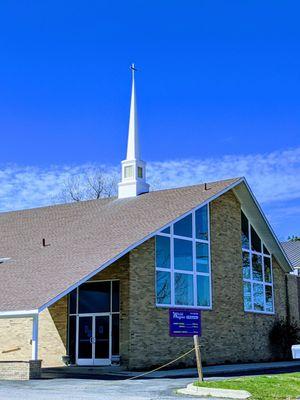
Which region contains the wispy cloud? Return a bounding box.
[0,147,299,238]
[148,147,300,205]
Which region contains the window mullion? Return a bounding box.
[262,254,266,312]
[170,224,175,306]
[192,211,197,307]
[207,204,212,309]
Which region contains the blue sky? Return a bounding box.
[0,1,299,239]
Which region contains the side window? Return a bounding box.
[241,211,274,314]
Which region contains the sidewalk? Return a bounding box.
[109,360,300,379]
[42,360,300,380]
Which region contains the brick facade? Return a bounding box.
[0,189,299,370]
[125,191,292,369]
[0,299,68,367]
[0,360,41,380]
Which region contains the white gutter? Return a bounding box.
[0,309,39,319]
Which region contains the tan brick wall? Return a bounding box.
[0,360,41,380]
[39,297,68,367]
[0,318,32,362]
[287,274,300,322]
[126,190,289,369]
[0,297,68,367]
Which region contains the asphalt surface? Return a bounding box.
[1,365,300,400]
[0,377,202,400]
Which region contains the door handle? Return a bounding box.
[89,337,93,344]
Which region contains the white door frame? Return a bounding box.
[76,313,111,366]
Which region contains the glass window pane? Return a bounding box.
[174,214,192,238]
[251,226,262,253]
[156,271,171,305]
[265,285,273,312]
[138,167,143,178]
[197,275,210,307]
[253,283,264,311]
[242,252,251,279]
[174,239,193,271]
[68,316,76,364]
[252,254,263,281]
[95,316,110,359]
[196,205,208,240]
[241,211,250,249]
[156,236,170,269]
[78,316,93,359]
[263,244,270,255]
[69,289,77,314]
[196,243,209,273]
[79,282,110,313]
[174,273,194,306]
[161,227,170,234]
[264,257,272,283]
[112,314,120,356]
[243,282,252,311]
[112,281,120,312]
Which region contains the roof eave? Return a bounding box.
[0,309,39,319]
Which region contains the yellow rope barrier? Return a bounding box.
[82,344,200,386]
[123,345,198,381]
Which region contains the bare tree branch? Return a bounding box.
[57,168,118,203]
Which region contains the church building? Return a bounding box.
[0,65,298,379]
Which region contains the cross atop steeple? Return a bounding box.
[118,64,150,199]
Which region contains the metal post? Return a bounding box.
[193,334,203,382]
[32,314,39,360]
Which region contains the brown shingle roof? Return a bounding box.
[0,178,241,313]
[281,240,300,269]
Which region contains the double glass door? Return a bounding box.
[77,314,110,366]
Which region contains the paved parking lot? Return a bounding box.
[0,378,202,400]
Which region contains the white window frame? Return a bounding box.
[155,205,212,310]
[241,210,275,315]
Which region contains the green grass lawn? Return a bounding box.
[194,373,300,400]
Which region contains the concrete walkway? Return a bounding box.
[1,361,300,400]
[42,360,300,380]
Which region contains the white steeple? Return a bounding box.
[118,64,150,199]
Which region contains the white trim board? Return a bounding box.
[0,309,39,319]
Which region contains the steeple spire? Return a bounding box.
[118,64,150,199]
[126,64,140,160]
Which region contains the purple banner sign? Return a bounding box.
[169,308,201,337]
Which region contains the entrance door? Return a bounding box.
[94,316,110,365]
[77,315,111,366]
[77,316,93,365]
